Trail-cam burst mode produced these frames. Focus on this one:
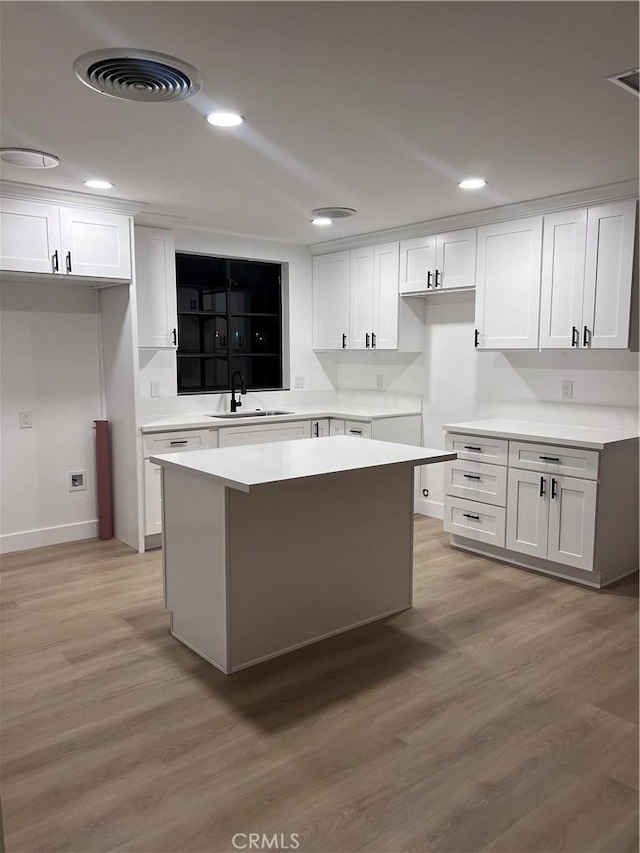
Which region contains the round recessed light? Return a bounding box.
[458,178,487,190]
[311,217,333,226]
[206,112,244,127]
[84,179,114,189]
[311,207,357,219]
[0,148,59,169]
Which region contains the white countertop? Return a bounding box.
[443,418,639,450]
[151,436,455,492]
[141,404,421,433]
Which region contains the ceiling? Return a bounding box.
[0,1,638,245]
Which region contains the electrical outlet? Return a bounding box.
[561,380,573,400]
[150,382,161,398]
[376,374,384,391]
[19,411,32,429]
[294,376,305,389]
[68,471,86,492]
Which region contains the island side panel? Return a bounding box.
[162,466,229,672]
[225,464,415,671]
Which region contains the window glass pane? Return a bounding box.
[203,357,229,391]
[177,286,201,312]
[178,315,201,352]
[230,317,279,353]
[203,317,228,353]
[202,288,227,312]
[231,356,281,389]
[177,358,202,390]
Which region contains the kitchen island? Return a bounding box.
[151,436,455,673]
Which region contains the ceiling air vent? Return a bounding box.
[311,207,357,219]
[73,49,204,103]
[608,68,639,96]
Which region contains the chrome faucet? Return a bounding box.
[230,370,247,412]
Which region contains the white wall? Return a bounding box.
[138,228,334,421]
[0,281,104,551]
[332,290,639,516]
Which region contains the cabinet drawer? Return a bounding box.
[445,433,508,465]
[218,421,311,447]
[445,459,507,507]
[143,429,210,458]
[508,441,599,480]
[345,421,372,439]
[443,496,506,547]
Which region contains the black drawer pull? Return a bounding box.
[464,445,482,452]
[169,440,189,446]
[463,513,480,521]
[463,474,481,480]
[349,428,363,435]
[539,456,560,462]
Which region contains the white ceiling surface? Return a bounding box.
[0,2,638,245]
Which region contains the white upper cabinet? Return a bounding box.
[539,209,587,349]
[135,226,177,348]
[0,198,62,274]
[475,216,543,349]
[312,251,350,349]
[372,242,402,349]
[399,229,476,294]
[349,246,375,349]
[582,200,636,349]
[0,197,132,281]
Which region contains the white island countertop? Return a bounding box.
[141,404,421,433]
[151,435,455,493]
[443,418,639,450]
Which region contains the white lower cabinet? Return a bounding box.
[144,459,163,537]
[444,428,639,587]
[311,419,330,437]
[344,421,372,439]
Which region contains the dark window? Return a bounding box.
[176,254,283,394]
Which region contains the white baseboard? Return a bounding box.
[416,497,443,519]
[0,520,99,554]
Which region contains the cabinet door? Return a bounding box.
[349,246,374,349]
[144,459,163,537]
[59,207,131,280]
[506,468,549,559]
[475,216,543,349]
[218,421,312,447]
[582,200,636,349]
[372,242,400,349]
[329,419,345,435]
[547,475,597,571]
[539,209,587,349]
[313,252,350,349]
[435,228,477,290]
[311,419,330,437]
[135,226,177,348]
[0,198,61,274]
[399,235,436,293]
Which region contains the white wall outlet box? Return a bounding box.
[150,382,161,398]
[561,380,573,400]
[294,376,305,389]
[18,411,32,429]
[68,471,86,491]
[376,374,384,391]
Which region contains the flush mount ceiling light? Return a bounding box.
[311,217,333,226]
[73,49,203,102]
[84,179,114,189]
[206,112,244,127]
[458,178,487,190]
[0,148,59,169]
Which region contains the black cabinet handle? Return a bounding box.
[435,269,441,288]
[172,328,177,346]
[314,421,319,437]
[474,329,480,348]
[342,333,347,349]
[427,270,432,289]
[551,477,558,499]
[463,513,480,521]
[463,474,481,480]
[464,445,482,452]
[349,428,363,435]
[365,332,370,349]
[66,252,72,273]
[371,332,376,349]
[571,326,579,347]
[583,325,591,347]
[539,476,546,497]
[52,250,59,272]
[539,456,560,462]
[169,440,188,446]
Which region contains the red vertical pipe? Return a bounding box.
[94,420,114,540]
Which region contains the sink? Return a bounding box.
[209,410,293,419]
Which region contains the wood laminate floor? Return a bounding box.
[1,518,638,853]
